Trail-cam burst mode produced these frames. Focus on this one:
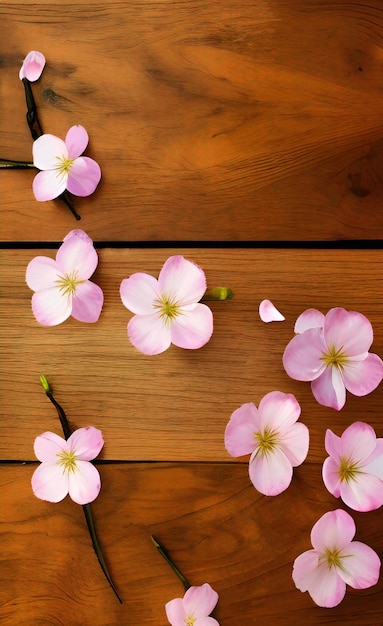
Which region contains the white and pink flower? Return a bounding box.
[165,583,219,626]
[32,125,101,201]
[32,426,104,505]
[26,229,104,326]
[224,391,309,496]
[19,50,46,81]
[293,509,380,607]
[283,307,383,410]
[120,255,213,355]
[322,422,383,512]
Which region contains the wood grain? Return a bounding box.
[1,462,382,626]
[1,248,383,462]
[2,0,383,241]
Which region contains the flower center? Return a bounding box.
[56,450,77,474]
[254,427,279,456]
[55,270,82,296]
[338,456,361,483]
[55,155,74,176]
[184,617,196,626]
[321,345,348,369]
[320,547,343,570]
[154,295,180,323]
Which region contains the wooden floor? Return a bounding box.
[1,1,383,624]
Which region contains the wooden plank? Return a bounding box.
[1,248,383,461]
[2,1,383,241]
[1,462,383,625]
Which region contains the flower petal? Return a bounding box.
[249,447,293,495]
[56,230,98,279]
[362,439,383,480]
[224,403,258,457]
[194,618,220,626]
[66,156,101,197]
[342,353,383,397]
[71,281,104,323]
[340,422,377,463]
[158,256,207,305]
[258,299,285,323]
[33,134,68,170]
[170,303,213,350]
[337,541,380,589]
[65,125,89,159]
[120,273,161,315]
[292,549,346,608]
[324,428,342,461]
[19,50,46,81]
[31,288,72,326]
[67,426,104,461]
[310,509,355,552]
[324,307,373,356]
[128,314,172,355]
[340,472,383,511]
[34,431,67,462]
[183,584,219,619]
[67,460,101,505]
[282,328,326,381]
[26,256,59,291]
[311,366,346,410]
[322,457,342,499]
[165,598,185,625]
[32,169,67,201]
[31,462,69,503]
[278,422,309,467]
[294,309,325,334]
[257,391,301,433]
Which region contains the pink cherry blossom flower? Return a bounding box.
[224,391,309,496]
[120,255,213,355]
[322,422,383,512]
[26,229,104,326]
[282,307,383,410]
[293,509,380,608]
[259,299,285,323]
[165,583,219,626]
[32,124,101,201]
[19,50,46,81]
[32,426,104,505]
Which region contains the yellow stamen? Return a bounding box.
[184,617,196,626]
[154,295,180,324]
[55,270,83,297]
[56,449,77,474]
[55,155,74,176]
[321,345,348,369]
[254,427,279,456]
[338,456,361,483]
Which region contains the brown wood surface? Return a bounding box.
[2,1,383,625]
[2,0,383,241]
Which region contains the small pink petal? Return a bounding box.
[31,288,72,326]
[26,256,59,291]
[183,584,219,619]
[337,541,381,589]
[165,598,185,625]
[324,307,373,356]
[342,353,383,397]
[293,550,346,608]
[282,328,326,381]
[224,403,259,457]
[340,421,377,462]
[65,125,89,159]
[322,456,342,498]
[120,273,161,315]
[31,462,69,503]
[249,447,293,495]
[158,256,207,305]
[294,309,325,334]
[33,134,68,170]
[362,439,383,480]
[324,429,342,461]
[340,472,383,512]
[278,422,309,466]
[128,313,172,355]
[311,367,346,410]
[66,157,101,197]
[71,281,104,323]
[67,460,101,505]
[32,169,67,201]
[170,303,213,349]
[56,231,98,279]
[63,229,93,245]
[193,618,219,626]
[310,510,355,553]
[67,426,104,461]
[34,431,66,462]
[19,50,46,81]
[257,391,301,433]
[259,299,285,323]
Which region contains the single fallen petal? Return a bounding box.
[259,299,285,323]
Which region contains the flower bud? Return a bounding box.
[19,51,46,82]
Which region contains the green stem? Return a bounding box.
[151,535,191,591]
[0,159,35,169]
[39,375,122,603]
[201,287,234,302]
